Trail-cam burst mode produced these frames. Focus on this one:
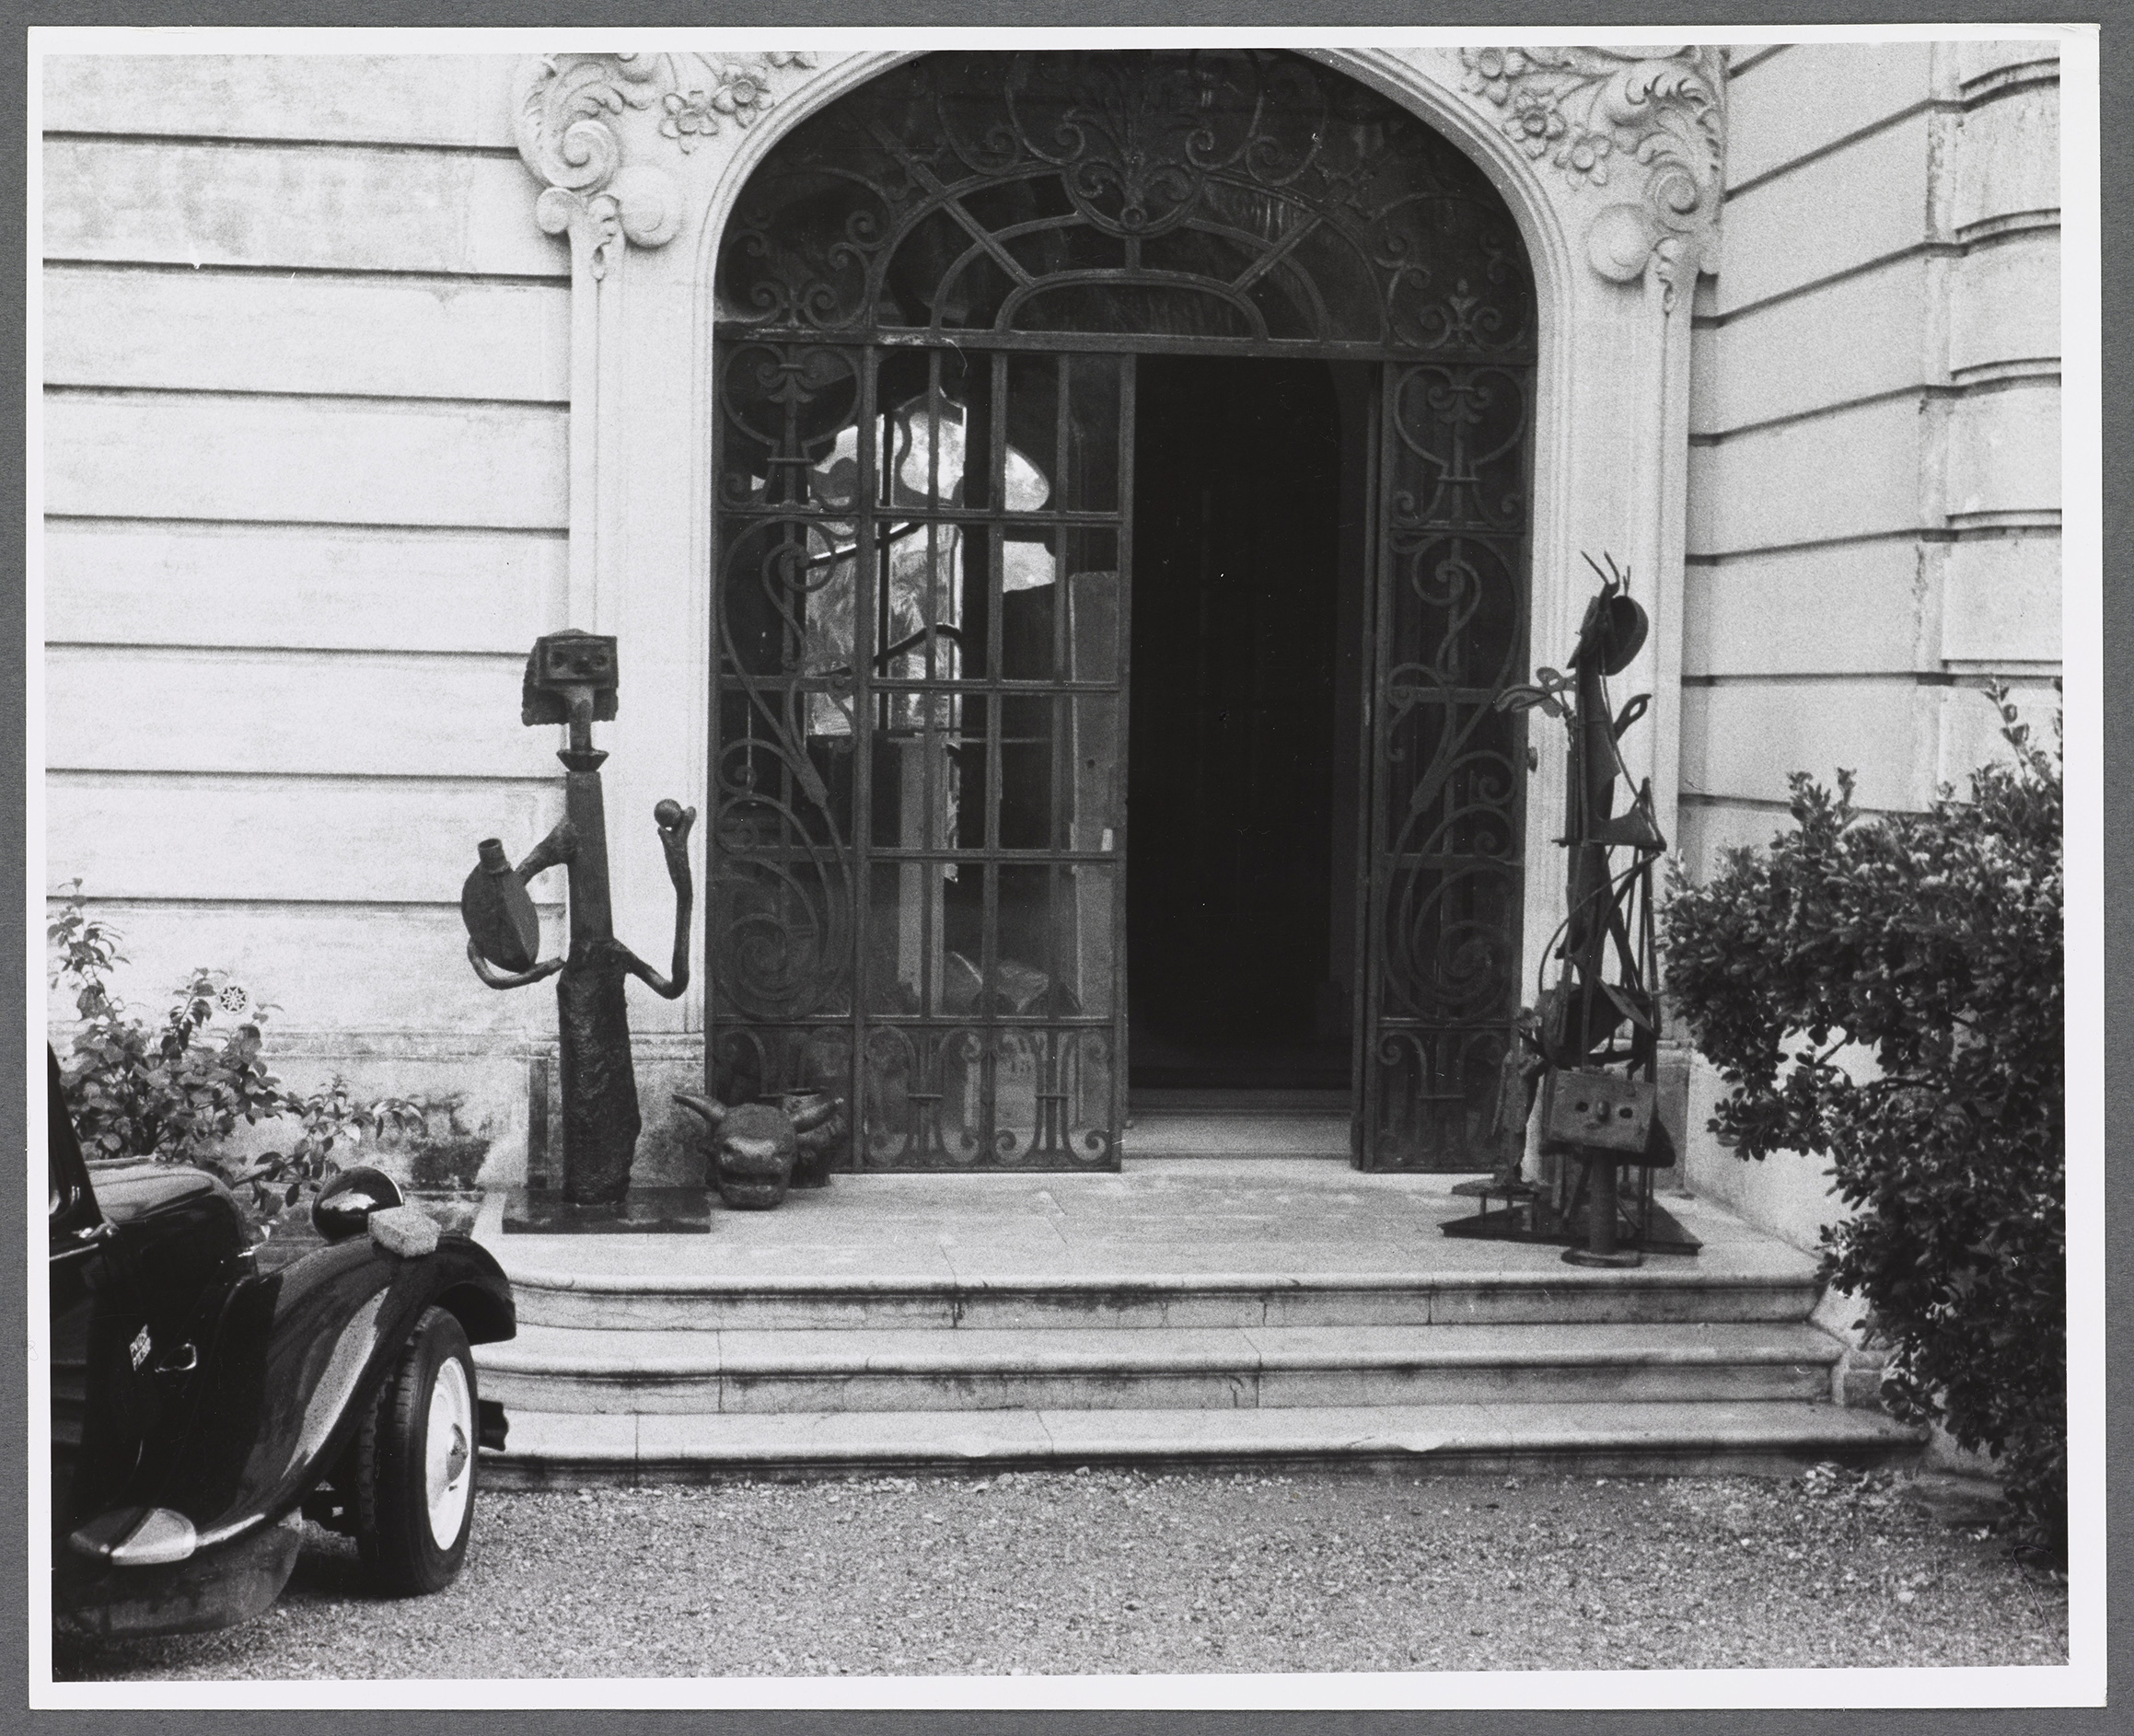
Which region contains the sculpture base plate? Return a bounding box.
[1449,1175,1535,1199]
[1439,1194,1701,1257]
[503,1186,712,1235]
[1563,1245,1645,1268]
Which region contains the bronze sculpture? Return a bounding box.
[671,1092,847,1210]
[1444,557,1698,1262]
[461,632,698,1216]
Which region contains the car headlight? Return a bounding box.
[312,1166,405,1242]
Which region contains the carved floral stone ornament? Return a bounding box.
[1459,45,1725,297]
[516,48,1723,295]
[513,52,821,274]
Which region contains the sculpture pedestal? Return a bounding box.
[502,1186,712,1234]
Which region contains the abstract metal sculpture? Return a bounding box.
[461,631,698,1216]
[1443,557,1699,1262]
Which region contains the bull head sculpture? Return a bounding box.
[673,1092,847,1210]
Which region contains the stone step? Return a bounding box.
[475,1321,1841,1416]
[1131,1089,1350,1115]
[504,1264,1821,1334]
[1119,1113,1352,1160]
[480,1398,1923,1487]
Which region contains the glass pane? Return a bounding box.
[1063,552,1121,685]
[996,863,1115,1018]
[1013,284,1259,340]
[933,252,1019,332]
[864,859,926,1015]
[984,1024,1119,1163]
[1063,865,1119,1020]
[947,692,988,851]
[994,693,1056,848]
[1363,1026,1509,1168]
[1062,694,1121,855]
[872,348,982,504]
[868,721,961,855]
[936,858,993,1017]
[1389,365,1532,539]
[715,517,848,682]
[1061,356,1122,515]
[999,539,1061,679]
[1058,1024,1119,1162]
[710,1025,853,1111]
[991,1025,1113,1164]
[1003,353,1062,510]
[1386,533,1525,697]
[933,1028,991,1165]
[1241,253,1329,344]
[707,834,853,1024]
[977,695,1119,855]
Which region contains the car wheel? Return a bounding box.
[354,1305,478,1596]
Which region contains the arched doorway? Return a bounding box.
[706,49,1536,1171]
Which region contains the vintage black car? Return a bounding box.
[47,1049,517,1638]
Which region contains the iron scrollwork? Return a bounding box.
[716,50,1537,360]
[1362,360,1534,1170]
[712,51,1537,1172]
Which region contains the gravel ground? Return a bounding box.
[55,1464,2066,1681]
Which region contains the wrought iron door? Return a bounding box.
[712,340,1131,1167]
[709,49,1537,1169]
[1355,362,1534,1170]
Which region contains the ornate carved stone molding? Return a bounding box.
[1458,45,1724,299]
[512,52,820,273]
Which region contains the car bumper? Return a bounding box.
[53,1511,304,1640]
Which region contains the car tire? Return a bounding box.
[354,1305,479,1596]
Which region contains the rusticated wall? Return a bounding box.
[40,54,572,1175]
[1676,41,2063,1247]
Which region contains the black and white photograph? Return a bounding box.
[27,21,2104,1711]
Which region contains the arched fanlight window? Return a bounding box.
[718,49,1534,357]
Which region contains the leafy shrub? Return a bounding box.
[395,1093,493,1193]
[47,885,284,1170]
[1662,691,2064,1558]
[47,885,420,1221]
[250,1075,425,1220]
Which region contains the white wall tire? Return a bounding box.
[354,1306,479,1596]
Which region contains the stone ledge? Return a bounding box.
[480,1400,1925,1487]
[478,1319,1842,1379]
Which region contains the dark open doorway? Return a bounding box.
[1127,356,1371,1095]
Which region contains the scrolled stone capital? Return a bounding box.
[609,165,683,250]
[1461,44,1724,290]
[1585,203,1660,284]
[533,182,585,239]
[514,49,823,263]
[514,54,643,196]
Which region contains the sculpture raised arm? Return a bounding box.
[612,800,696,1000]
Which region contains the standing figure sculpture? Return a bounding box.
[1444,556,1697,1262]
[460,631,697,1212]
[1531,558,1671,1265]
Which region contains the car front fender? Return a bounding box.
[127,1231,514,1556]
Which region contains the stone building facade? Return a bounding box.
[40,40,2068,1252]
